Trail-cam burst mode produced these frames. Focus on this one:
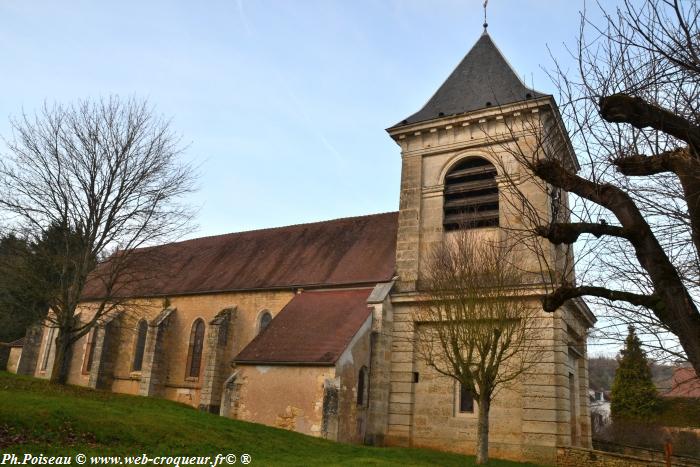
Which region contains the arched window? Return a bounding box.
[40,326,55,372]
[258,311,272,335]
[443,157,499,230]
[82,328,97,374]
[357,365,369,407]
[186,319,205,379]
[132,319,148,372]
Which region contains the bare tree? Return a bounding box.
[413,230,543,465]
[495,0,700,373]
[0,97,196,384]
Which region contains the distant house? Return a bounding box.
[663,367,700,398]
[589,388,611,431]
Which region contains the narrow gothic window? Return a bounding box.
[459,383,475,413]
[258,311,272,335]
[443,157,499,230]
[357,366,369,406]
[82,328,96,374]
[186,319,205,379]
[40,326,55,371]
[132,319,148,372]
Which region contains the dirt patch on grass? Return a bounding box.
[0,423,98,449]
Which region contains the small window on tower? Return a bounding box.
[443,157,499,230]
[550,186,562,222]
[459,383,475,413]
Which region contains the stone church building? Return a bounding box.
[17,32,595,464]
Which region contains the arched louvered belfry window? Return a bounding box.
[443,157,499,230]
[186,319,206,379]
[132,319,148,372]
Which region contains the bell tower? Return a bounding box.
[382,31,595,463]
[387,30,563,292]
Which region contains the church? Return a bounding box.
[16,31,595,464]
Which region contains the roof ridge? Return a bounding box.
[137,211,399,251]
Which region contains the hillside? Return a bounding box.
[0,372,538,466]
[588,356,675,392]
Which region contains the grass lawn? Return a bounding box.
[0,372,542,466]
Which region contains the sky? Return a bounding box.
[0,0,607,238]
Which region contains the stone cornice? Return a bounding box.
[387,96,580,173]
[386,97,553,138]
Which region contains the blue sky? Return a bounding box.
[0,0,602,238]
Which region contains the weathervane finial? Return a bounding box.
[483,0,489,31]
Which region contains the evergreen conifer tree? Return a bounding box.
[610,326,659,420]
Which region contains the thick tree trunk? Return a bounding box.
[476,394,490,465]
[533,159,700,377]
[49,332,73,385]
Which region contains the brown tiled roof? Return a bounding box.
[3,337,24,348]
[83,212,397,299]
[664,367,700,398]
[234,288,373,365]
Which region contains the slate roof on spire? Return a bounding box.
[397,32,546,126]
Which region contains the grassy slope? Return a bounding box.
[0,372,540,466]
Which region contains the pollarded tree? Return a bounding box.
[0,97,196,384]
[414,230,543,465]
[610,326,659,421]
[499,0,700,373]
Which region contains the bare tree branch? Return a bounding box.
[0,97,197,383]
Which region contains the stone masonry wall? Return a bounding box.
[231,365,335,438]
[334,315,372,444]
[556,447,698,467]
[16,324,43,376]
[385,101,595,465]
[57,290,294,407]
[365,295,394,445]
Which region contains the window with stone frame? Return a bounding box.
[443,157,499,230]
[132,319,148,372]
[550,185,562,222]
[458,382,475,414]
[357,365,369,407]
[185,318,206,379]
[258,311,272,335]
[81,327,97,374]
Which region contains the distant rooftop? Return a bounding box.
[396,32,546,126]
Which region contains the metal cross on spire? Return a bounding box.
[483,0,489,31]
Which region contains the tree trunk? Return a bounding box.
[476,393,490,465]
[49,331,73,385]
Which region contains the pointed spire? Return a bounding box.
[396,33,545,126]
